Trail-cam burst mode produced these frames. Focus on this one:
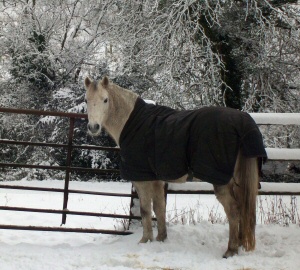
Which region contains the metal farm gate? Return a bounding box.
[0,107,140,235]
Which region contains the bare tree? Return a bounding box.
[0,0,115,92]
[107,0,300,111]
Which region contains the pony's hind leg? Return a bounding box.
[133,181,154,243]
[152,181,167,241]
[214,180,240,258]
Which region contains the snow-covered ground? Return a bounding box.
[0,180,299,270]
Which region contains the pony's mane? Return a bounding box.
[102,80,138,144]
[107,82,138,108]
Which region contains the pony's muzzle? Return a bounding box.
[87,123,101,136]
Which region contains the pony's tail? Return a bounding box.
[234,151,259,251]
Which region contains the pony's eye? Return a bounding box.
[104,98,108,103]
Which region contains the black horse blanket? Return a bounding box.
[119,98,267,185]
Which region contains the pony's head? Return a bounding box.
[84,76,110,136]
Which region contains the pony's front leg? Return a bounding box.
[152,181,167,241]
[133,181,153,243]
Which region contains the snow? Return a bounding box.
[250,113,300,125]
[0,180,299,269]
[39,115,57,124]
[144,99,156,105]
[266,148,300,160]
[260,182,300,193]
[53,88,75,100]
[168,181,300,194]
[168,181,214,192]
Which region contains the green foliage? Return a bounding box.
[10,31,55,90]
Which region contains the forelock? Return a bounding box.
[92,81,98,90]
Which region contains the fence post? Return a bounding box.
[61,117,75,225]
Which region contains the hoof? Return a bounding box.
[139,237,153,243]
[156,233,167,242]
[223,249,238,258]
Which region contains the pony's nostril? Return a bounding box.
[88,123,100,134]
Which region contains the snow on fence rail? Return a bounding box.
[0,107,300,235]
[250,113,300,125]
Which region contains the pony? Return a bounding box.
[84,76,266,258]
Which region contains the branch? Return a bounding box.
[61,0,80,51]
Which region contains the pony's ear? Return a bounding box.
[84,77,92,89]
[101,76,109,88]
